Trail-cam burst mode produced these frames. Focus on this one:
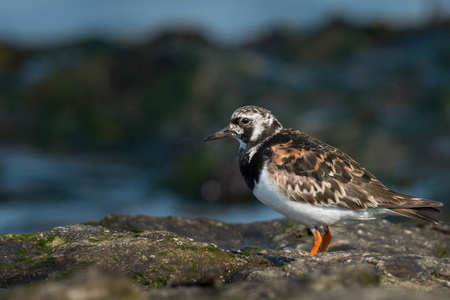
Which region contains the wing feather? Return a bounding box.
[265,130,443,211]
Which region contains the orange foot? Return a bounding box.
[309,227,332,256]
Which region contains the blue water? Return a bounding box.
[0,147,280,234]
[1,0,449,46]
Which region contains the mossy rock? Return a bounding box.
[1,216,449,299]
[0,224,264,288]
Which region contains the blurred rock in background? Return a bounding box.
[0,1,449,233]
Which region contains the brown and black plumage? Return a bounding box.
[265,129,442,222]
[205,105,444,256]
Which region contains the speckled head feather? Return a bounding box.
[205,105,283,150]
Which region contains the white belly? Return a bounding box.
[253,167,390,228]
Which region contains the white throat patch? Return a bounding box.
[250,119,271,142]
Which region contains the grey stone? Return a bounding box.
[0,216,449,299]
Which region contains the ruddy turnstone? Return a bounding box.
[205,105,444,256]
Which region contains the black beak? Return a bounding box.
[204,126,233,142]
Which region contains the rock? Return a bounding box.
[87,215,311,250]
[89,215,449,256]
[0,268,147,300]
[1,216,449,299]
[0,223,266,288]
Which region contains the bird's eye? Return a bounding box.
[241,118,251,125]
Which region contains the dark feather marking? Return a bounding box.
[239,150,264,191]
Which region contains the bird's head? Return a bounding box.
[205,105,283,149]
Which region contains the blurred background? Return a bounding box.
[0,0,449,234]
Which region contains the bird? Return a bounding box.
[204,105,444,256]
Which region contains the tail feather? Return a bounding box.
[416,207,441,213]
[378,195,443,209]
[389,208,442,225]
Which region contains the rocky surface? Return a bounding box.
[1,215,449,299]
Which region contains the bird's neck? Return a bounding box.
[239,127,283,163]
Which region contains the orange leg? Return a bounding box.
[319,226,332,253]
[309,229,322,256]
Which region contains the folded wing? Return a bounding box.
[265,131,443,222]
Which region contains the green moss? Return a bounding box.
[189,262,199,274]
[87,238,104,243]
[133,272,168,287]
[286,221,300,228]
[2,231,72,269]
[6,232,68,250]
[112,254,120,262]
[15,247,29,256]
[205,246,223,256]
[35,239,49,249]
[6,233,39,243]
[151,277,168,287]
[438,246,449,258]
[133,273,151,286]
[85,214,119,228]
[239,248,263,255]
[158,251,168,258]
[18,256,34,263]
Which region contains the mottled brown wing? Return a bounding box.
[266,131,443,211]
